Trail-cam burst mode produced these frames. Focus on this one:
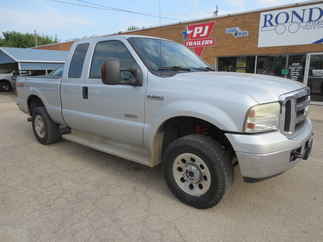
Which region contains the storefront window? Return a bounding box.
[217,54,314,100]
[287,55,306,82]
[256,56,287,77]
[218,57,236,72]
[307,54,323,102]
[218,56,255,73]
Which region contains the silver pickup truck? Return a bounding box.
[16,35,313,209]
[0,72,15,91]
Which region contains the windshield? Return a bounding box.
[128,37,209,73]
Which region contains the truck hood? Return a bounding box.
[168,71,305,103]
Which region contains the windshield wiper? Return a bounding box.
[158,66,191,72]
[191,66,215,71]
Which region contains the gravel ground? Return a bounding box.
[0,93,322,242]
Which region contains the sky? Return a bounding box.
[0,0,309,42]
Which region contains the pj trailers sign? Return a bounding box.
[258,3,323,47]
[182,22,215,56]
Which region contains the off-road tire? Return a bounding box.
[163,134,233,209]
[0,81,12,92]
[31,107,61,145]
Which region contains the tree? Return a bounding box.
[0,31,57,48]
[127,26,140,31]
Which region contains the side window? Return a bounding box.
[68,43,89,78]
[89,40,139,83]
[48,67,63,79]
[56,68,63,78]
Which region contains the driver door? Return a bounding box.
[82,40,146,146]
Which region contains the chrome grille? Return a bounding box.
[280,88,310,136]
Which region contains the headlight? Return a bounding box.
[244,102,281,133]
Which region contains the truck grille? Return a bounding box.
[280,88,310,135]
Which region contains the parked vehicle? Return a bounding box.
[0,72,16,91]
[16,35,313,209]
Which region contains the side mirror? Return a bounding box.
[101,59,121,84]
[101,59,143,86]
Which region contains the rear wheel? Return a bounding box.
[32,107,61,144]
[163,134,233,209]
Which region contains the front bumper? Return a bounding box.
[226,119,313,181]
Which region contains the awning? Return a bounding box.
[0,47,67,71]
[0,50,15,64]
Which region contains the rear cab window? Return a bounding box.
[68,43,89,78]
[47,67,63,79]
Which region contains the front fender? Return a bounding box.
[156,100,238,131]
[144,100,240,159]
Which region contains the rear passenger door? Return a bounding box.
[83,40,146,146]
[61,42,91,130]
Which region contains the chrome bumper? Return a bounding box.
[226,119,313,180]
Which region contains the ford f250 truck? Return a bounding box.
[16,35,313,209]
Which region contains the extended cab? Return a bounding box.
[16,35,313,209]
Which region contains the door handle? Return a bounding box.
[147,94,164,101]
[82,86,88,99]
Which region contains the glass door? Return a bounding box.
[305,53,323,103]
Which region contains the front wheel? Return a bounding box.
[163,135,233,209]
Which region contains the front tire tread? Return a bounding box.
[163,134,233,209]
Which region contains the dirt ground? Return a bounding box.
[0,93,322,242]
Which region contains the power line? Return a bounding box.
[49,0,115,13]
[49,0,179,20]
[77,0,164,19]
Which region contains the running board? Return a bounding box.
[62,130,151,167]
[60,126,71,135]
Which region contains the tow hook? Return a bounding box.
[290,148,303,162]
[293,151,303,159]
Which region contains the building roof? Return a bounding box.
[0,47,68,63]
[121,0,320,33]
[34,0,321,50]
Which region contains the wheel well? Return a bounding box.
[0,79,11,86]
[153,116,234,165]
[27,95,44,115]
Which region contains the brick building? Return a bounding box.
[36,0,323,103]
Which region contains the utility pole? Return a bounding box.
[34,30,38,47]
[214,5,219,16]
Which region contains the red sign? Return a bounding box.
[182,22,215,56]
